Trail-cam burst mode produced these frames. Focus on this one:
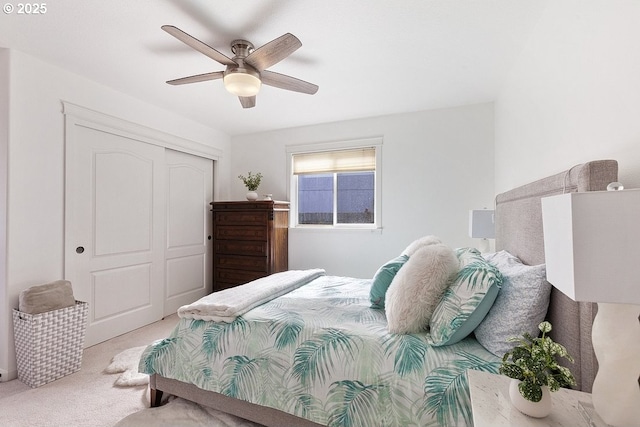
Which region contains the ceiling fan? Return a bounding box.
[161,25,319,108]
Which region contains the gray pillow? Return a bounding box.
[474,250,551,357]
[19,280,76,314]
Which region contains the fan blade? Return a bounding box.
[261,70,318,95]
[167,71,224,85]
[245,33,301,71]
[162,25,236,67]
[239,96,256,108]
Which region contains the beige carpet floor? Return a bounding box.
[0,314,179,426]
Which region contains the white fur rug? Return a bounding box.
[105,346,150,387]
[108,346,265,427]
[114,397,264,427]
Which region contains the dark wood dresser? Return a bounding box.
[211,200,289,291]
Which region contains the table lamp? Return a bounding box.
[469,209,495,253]
[541,185,640,427]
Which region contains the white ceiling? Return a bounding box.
[0,0,549,137]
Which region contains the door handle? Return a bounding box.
[76,246,85,254]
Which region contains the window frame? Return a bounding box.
[286,137,383,230]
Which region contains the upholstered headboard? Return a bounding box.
[494,159,618,392]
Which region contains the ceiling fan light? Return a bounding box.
[223,72,261,97]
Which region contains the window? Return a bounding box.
[297,172,375,225]
[288,139,381,228]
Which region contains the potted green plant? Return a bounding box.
[499,321,576,418]
[238,171,263,200]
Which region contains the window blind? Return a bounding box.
[292,147,376,175]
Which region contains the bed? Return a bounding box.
[140,159,618,427]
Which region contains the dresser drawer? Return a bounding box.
[211,201,289,292]
[215,226,268,241]
[214,210,267,226]
[214,281,242,292]
[215,240,267,256]
[214,269,267,287]
[215,254,268,272]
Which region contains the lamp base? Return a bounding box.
[591,302,640,427]
[477,238,492,254]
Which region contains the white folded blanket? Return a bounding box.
[177,269,325,322]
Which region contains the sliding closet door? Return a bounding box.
[65,127,165,347]
[164,149,213,315]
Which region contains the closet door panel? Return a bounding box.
[65,126,165,347]
[93,151,153,255]
[164,149,213,315]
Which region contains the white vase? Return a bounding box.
[509,379,552,418]
[246,191,258,201]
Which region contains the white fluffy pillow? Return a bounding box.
[386,243,459,334]
[401,235,442,257]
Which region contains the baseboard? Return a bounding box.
[0,368,17,382]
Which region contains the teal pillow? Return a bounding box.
[369,254,410,309]
[429,247,502,346]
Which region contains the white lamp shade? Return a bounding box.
[541,189,640,304]
[469,210,495,239]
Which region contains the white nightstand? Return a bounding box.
[467,370,610,427]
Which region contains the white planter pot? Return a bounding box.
[246,191,258,201]
[509,379,551,418]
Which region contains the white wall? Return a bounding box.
[495,1,640,193]
[231,103,495,278]
[0,49,232,379]
[0,49,9,379]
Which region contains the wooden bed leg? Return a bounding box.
[150,387,163,408]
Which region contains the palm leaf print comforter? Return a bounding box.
[141,275,500,426]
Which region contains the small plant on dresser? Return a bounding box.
[238,171,263,201]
